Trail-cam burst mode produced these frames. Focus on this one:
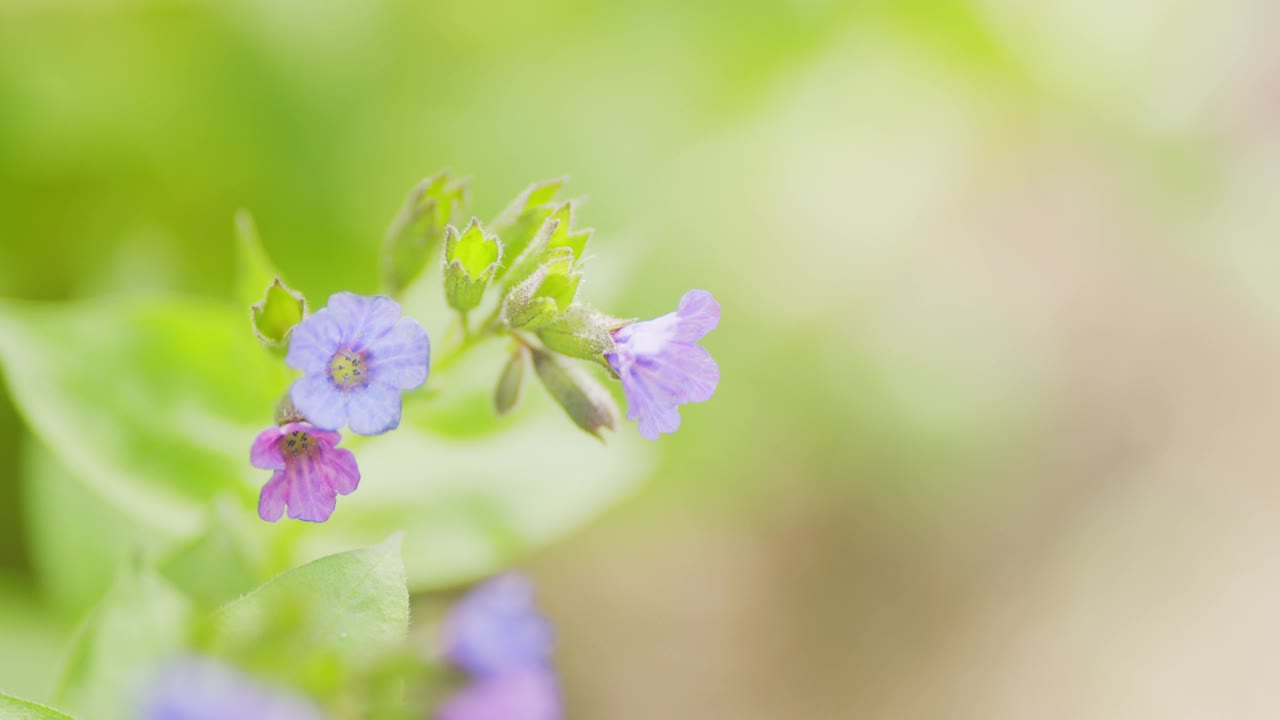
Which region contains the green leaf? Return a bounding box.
[443,219,502,313]
[0,296,290,537]
[54,562,191,720]
[0,694,74,720]
[159,501,264,610]
[0,573,71,705]
[382,173,469,297]
[20,438,153,618]
[198,535,408,698]
[233,210,277,312]
[493,345,528,416]
[531,348,618,440]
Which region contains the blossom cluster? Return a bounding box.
[246,174,722,524]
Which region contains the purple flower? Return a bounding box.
[286,292,430,436]
[442,573,555,678]
[605,289,721,440]
[140,655,325,720]
[251,421,359,523]
[438,667,560,720]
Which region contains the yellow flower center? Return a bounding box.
[329,349,369,390]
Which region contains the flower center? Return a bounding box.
[280,430,318,459]
[328,348,371,390]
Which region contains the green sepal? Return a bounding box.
[488,177,567,279]
[536,305,625,364]
[531,347,618,440]
[382,172,469,297]
[493,345,529,416]
[250,277,306,349]
[543,201,593,264]
[502,252,580,330]
[443,218,502,312]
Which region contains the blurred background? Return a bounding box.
[2,0,1280,717]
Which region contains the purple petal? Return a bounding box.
[327,292,402,348]
[321,447,361,496]
[289,374,347,431]
[258,470,288,522]
[345,381,402,436]
[141,655,325,720]
[620,367,683,440]
[285,308,342,374]
[674,289,720,342]
[438,667,560,720]
[284,458,338,523]
[250,427,285,470]
[367,316,430,390]
[443,573,555,678]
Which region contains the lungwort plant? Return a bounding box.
[0,173,721,719]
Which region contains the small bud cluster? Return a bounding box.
[242,172,721,523]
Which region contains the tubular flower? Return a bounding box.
[140,655,325,720]
[286,292,430,436]
[605,289,721,439]
[442,573,555,678]
[250,421,359,523]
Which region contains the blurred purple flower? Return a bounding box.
[438,667,560,720]
[250,421,359,523]
[605,289,720,439]
[140,655,325,720]
[286,292,429,435]
[442,573,555,678]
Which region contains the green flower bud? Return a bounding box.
[536,305,625,364]
[443,218,502,312]
[381,172,469,296]
[493,345,529,416]
[250,277,307,349]
[502,252,580,330]
[489,177,567,280]
[531,347,618,440]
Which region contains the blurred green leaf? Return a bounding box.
[199,535,408,698]
[159,502,263,611]
[0,573,70,705]
[382,173,469,297]
[0,297,290,536]
[20,438,149,618]
[54,563,191,720]
[0,694,74,720]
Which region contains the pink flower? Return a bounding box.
[249,421,360,523]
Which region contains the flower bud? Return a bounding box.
[493,345,529,416]
[536,305,624,364]
[443,218,502,312]
[531,347,618,440]
[502,253,580,330]
[250,277,306,349]
[488,177,566,280]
